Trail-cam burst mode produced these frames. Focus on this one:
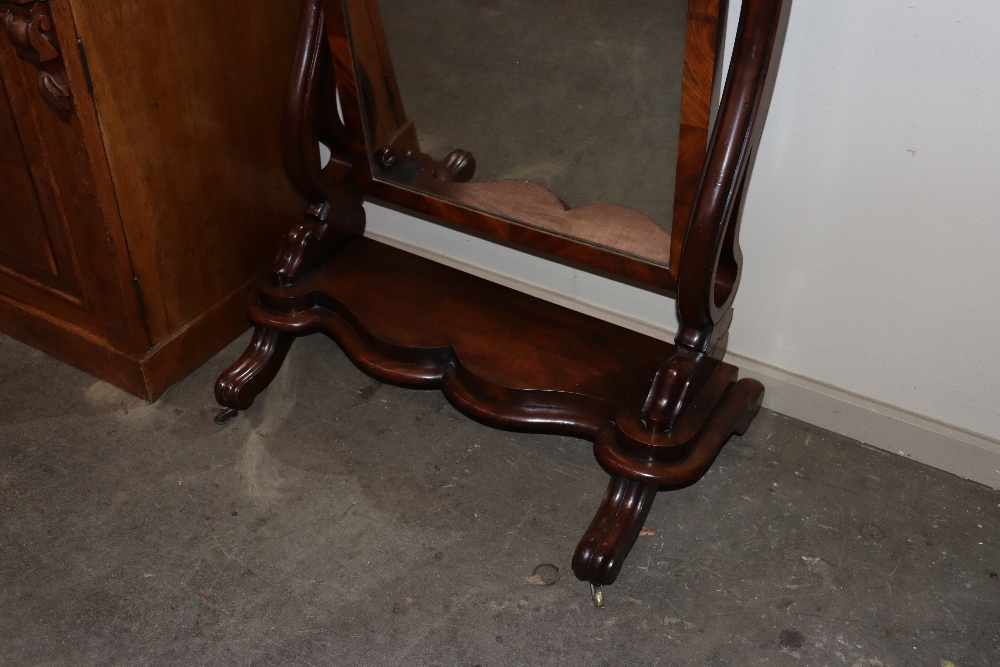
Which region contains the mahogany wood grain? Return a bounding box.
[367,178,678,291]
[670,0,725,272]
[675,0,791,352]
[67,0,305,343]
[45,0,150,354]
[0,69,60,277]
[218,0,790,593]
[0,289,151,397]
[342,0,724,283]
[0,0,318,400]
[0,3,142,351]
[0,0,73,113]
[137,276,261,400]
[219,236,763,585]
[263,238,670,408]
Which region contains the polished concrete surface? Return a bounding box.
[1,330,998,666]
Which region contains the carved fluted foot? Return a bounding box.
[214,326,296,412]
[573,474,658,586]
[573,372,765,593]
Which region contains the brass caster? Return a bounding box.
[590,584,604,608]
[214,407,239,425]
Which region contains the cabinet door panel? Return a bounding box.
[68,0,303,343]
[0,64,85,302]
[0,80,58,276]
[0,31,137,347]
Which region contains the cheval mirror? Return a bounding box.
[215,0,791,606]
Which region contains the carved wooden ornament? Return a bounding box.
[1,0,73,113]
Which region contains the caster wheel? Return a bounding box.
[590,584,604,608]
[214,407,239,425]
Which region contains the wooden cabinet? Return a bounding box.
[0,0,303,400]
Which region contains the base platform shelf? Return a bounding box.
[216,0,788,604]
[216,238,764,591]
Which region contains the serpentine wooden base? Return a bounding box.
[215,238,763,589]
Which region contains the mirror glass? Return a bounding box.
[346,0,707,268]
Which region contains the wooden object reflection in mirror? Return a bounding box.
[215,0,791,603]
[358,0,727,276]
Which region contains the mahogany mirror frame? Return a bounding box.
[337,0,731,291]
[214,0,792,605]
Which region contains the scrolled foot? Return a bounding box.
[214,326,296,412]
[573,474,658,586]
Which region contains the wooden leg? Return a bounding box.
[214,326,296,415]
[573,368,765,601]
[572,475,658,587]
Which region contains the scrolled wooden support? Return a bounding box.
[574,0,789,593]
[572,362,764,590]
[270,200,365,286]
[674,0,791,353]
[1,0,72,113]
[572,3,791,588]
[214,326,297,411]
[571,330,764,588]
[573,375,764,586]
[643,353,700,433]
[282,0,352,204]
[272,0,369,289]
[216,0,792,600]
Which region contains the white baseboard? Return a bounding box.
[367,229,1000,490]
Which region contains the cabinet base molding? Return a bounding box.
[0,277,256,401]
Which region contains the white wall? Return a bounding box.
[361,0,1000,485]
[730,0,1000,437]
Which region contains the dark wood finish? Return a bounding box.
[345,0,725,285]
[68,0,304,342]
[224,238,669,412]
[340,0,683,288]
[369,177,679,289]
[0,0,144,358]
[217,0,790,596]
[0,0,305,399]
[0,0,72,113]
[671,0,727,271]
[373,153,676,269]
[674,0,790,353]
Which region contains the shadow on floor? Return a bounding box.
[1,331,997,666]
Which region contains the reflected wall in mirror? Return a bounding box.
[344,0,726,273]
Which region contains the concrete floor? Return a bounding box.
[379,0,687,230]
[1,329,998,666]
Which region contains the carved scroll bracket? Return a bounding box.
[1,0,73,113]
